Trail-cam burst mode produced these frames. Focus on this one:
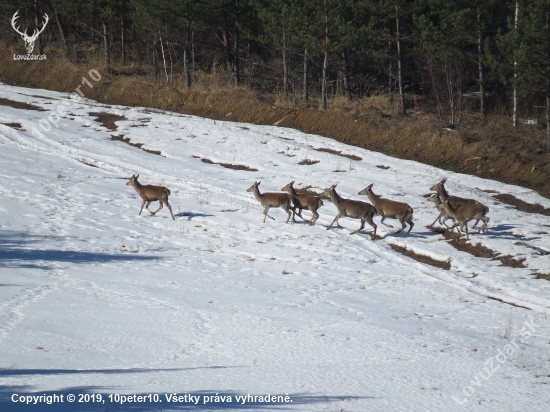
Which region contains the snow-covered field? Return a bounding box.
[0,83,549,411]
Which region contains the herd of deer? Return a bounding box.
[125,174,490,240]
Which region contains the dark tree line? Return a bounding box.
[2,0,550,133]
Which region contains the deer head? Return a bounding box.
[12,11,49,54]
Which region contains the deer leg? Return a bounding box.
[450,222,461,233]
[365,216,377,239]
[350,219,365,235]
[441,216,453,228]
[480,217,489,233]
[471,219,480,229]
[164,199,175,220]
[380,216,394,228]
[430,214,442,227]
[150,200,164,215]
[145,200,157,215]
[407,217,414,234]
[139,199,147,215]
[394,217,406,234]
[263,206,275,223]
[327,213,343,230]
[310,208,319,225]
[283,204,292,223]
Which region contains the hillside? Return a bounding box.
[0,83,549,411]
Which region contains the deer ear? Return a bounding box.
[135,174,139,179]
[290,180,295,185]
[441,178,447,184]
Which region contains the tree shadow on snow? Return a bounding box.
[0,230,161,269]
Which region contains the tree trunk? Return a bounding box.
[103,22,110,72]
[396,5,406,116]
[303,48,309,105]
[322,50,328,110]
[477,6,485,121]
[34,0,44,55]
[121,18,126,65]
[183,18,191,89]
[160,37,168,82]
[342,49,351,100]
[233,24,240,86]
[53,7,68,56]
[192,30,195,77]
[513,1,518,128]
[222,29,232,73]
[152,40,158,80]
[282,30,288,97]
[388,56,393,109]
[547,80,550,152]
[322,1,329,110]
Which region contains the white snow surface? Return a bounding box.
[0,83,550,411]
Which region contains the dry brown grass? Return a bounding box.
[1,122,24,130]
[111,135,163,156]
[389,243,451,270]
[90,112,126,131]
[199,157,257,171]
[430,227,527,268]
[493,193,550,216]
[313,147,362,161]
[0,97,44,111]
[298,159,320,165]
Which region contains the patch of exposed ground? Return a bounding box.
[0,97,44,111]
[90,112,126,131]
[535,273,550,281]
[111,135,162,156]
[493,193,550,216]
[389,243,451,270]
[313,147,362,161]
[298,159,320,165]
[430,227,527,268]
[376,165,391,170]
[2,122,24,130]
[487,296,531,310]
[198,157,258,171]
[78,159,98,168]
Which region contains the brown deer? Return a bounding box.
[442,200,490,240]
[430,178,487,229]
[358,184,414,234]
[126,174,175,220]
[321,184,377,238]
[246,181,294,223]
[281,181,324,224]
[427,193,454,228]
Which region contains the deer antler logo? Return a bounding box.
[11,10,49,54]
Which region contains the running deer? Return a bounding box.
[321,184,377,238]
[427,193,454,228]
[126,174,175,220]
[441,199,490,240]
[247,181,295,223]
[430,178,486,229]
[281,181,324,224]
[358,184,414,234]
